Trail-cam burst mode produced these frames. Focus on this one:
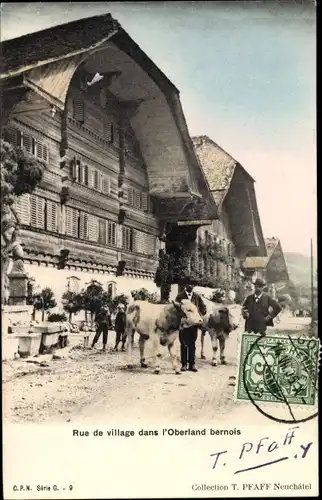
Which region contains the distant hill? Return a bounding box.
[284,252,317,287]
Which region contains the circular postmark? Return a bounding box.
[241,334,319,424]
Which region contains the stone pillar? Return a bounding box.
[8,259,28,306]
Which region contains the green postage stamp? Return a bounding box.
[236,334,320,406]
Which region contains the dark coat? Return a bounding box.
[176,291,207,317]
[95,309,112,328]
[242,292,282,333]
[114,311,126,334]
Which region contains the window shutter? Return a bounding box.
[99,173,103,192]
[134,190,141,209]
[127,187,134,206]
[102,175,110,195]
[134,230,144,254]
[15,193,31,225]
[76,160,82,183]
[65,207,79,237]
[17,129,23,147]
[70,158,76,180]
[36,142,43,160]
[99,219,107,244]
[122,226,133,251]
[88,168,95,189]
[46,200,58,232]
[30,195,45,229]
[79,212,89,240]
[104,121,111,142]
[3,126,18,146]
[84,165,89,186]
[108,221,116,246]
[73,98,84,123]
[22,133,34,154]
[88,214,99,242]
[93,170,99,190]
[141,193,148,212]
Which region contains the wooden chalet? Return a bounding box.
[0,14,217,301]
[190,136,266,286]
[243,237,290,292]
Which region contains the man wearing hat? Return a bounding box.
[242,278,282,336]
[91,305,113,351]
[176,284,207,372]
[113,303,127,351]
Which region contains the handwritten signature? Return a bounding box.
[210,426,313,474]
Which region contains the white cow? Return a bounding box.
[200,296,242,366]
[125,300,202,374]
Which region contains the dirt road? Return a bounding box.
[3,316,311,425]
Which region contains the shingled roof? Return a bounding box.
[243,238,281,269]
[192,135,254,207]
[0,13,178,95]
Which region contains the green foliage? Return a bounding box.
[81,280,110,317]
[110,294,130,312]
[34,287,57,312]
[131,288,160,303]
[33,287,57,321]
[131,288,158,303]
[1,139,45,206]
[62,291,83,320]
[47,312,68,323]
[1,138,45,304]
[26,276,36,305]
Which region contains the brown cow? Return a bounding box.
[125,300,202,374]
[200,297,241,366]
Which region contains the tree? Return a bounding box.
[110,294,129,313]
[1,138,45,303]
[81,280,110,321]
[61,291,83,322]
[34,287,57,321]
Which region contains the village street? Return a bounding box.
[3,315,312,426]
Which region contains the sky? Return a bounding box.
[1,1,317,256]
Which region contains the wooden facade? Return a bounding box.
[1,15,217,301]
[191,136,266,287]
[243,238,290,288]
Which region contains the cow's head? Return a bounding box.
[172,299,202,329]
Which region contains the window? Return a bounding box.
[93,170,99,190]
[98,219,117,246]
[65,207,79,238]
[99,219,107,245]
[30,195,45,229]
[122,226,134,251]
[127,187,134,206]
[15,194,59,232]
[15,194,31,225]
[108,221,116,246]
[79,212,89,240]
[46,200,58,232]
[84,164,89,186]
[102,175,110,195]
[4,125,49,162]
[141,193,148,212]
[88,214,99,242]
[134,189,141,210]
[67,276,80,294]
